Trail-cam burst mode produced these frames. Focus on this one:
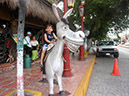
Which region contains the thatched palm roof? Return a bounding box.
[0,0,62,23]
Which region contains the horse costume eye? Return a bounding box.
[63,26,67,30]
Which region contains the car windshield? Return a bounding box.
[98,41,114,46]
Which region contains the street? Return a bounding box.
[86,46,129,96]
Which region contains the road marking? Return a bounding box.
[5,89,42,96]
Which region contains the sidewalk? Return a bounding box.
[119,45,129,49]
[0,54,95,96]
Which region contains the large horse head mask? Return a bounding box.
[52,4,85,52]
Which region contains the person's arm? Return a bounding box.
[53,33,58,39]
[36,41,39,50]
[44,33,53,43]
[25,36,32,48]
[25,36,29,43]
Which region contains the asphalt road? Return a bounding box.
[86,46,129,96]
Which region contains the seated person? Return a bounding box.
[40,24,57,82]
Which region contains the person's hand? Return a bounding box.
[40,63,43,67]
[54,39,57,42]
[50,40,54,43]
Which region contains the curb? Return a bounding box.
[5,89,42,96]
[74,55,96,96]
[84,52,89,58]
[119,45,129,49]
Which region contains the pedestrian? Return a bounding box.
[25,32,32,58]
[31,36,39,61]
[6,34,11,62]
[40,24,58,82]
[6,34,11,53]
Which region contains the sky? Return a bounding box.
[107,28,129,39]
[119,28,129,37]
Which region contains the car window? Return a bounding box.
[98,41,114,46]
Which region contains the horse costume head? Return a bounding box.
[52,4,85,52]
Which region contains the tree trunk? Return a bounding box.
[86,28,94,52]
[87,38,92,52]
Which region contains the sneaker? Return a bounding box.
[41,78,48,83]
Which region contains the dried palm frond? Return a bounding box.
[0,0,63,23]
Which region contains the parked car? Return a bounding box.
[124,42,129,46]
[96,41,119,58]
[121,42,125,45]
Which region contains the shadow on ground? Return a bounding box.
[54,91,71,96]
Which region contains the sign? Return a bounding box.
[12,36,28,45]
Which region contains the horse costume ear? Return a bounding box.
[63,8,73,19]
[52,3,61,21]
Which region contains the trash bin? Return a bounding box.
[24,54,31,69]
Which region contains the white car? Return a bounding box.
[96,41,119,58]
[124,42,129,46]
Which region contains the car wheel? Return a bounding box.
[96,52,100,57]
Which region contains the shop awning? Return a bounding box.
[0,0,63,23]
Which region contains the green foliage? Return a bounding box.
[113,38,119,42]
[70,0,129,40]
[47,0,59,4]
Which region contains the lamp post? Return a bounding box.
[62,0,75,77]
[68,0,75,9]
[78,4,85,61]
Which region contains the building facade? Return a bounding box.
[0,0,62,67]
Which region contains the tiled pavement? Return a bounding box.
[0,54,94,96]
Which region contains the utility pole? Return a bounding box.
[17,0,26,96]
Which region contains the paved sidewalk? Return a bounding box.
[119,45,129,49]
[0,54,94,96]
